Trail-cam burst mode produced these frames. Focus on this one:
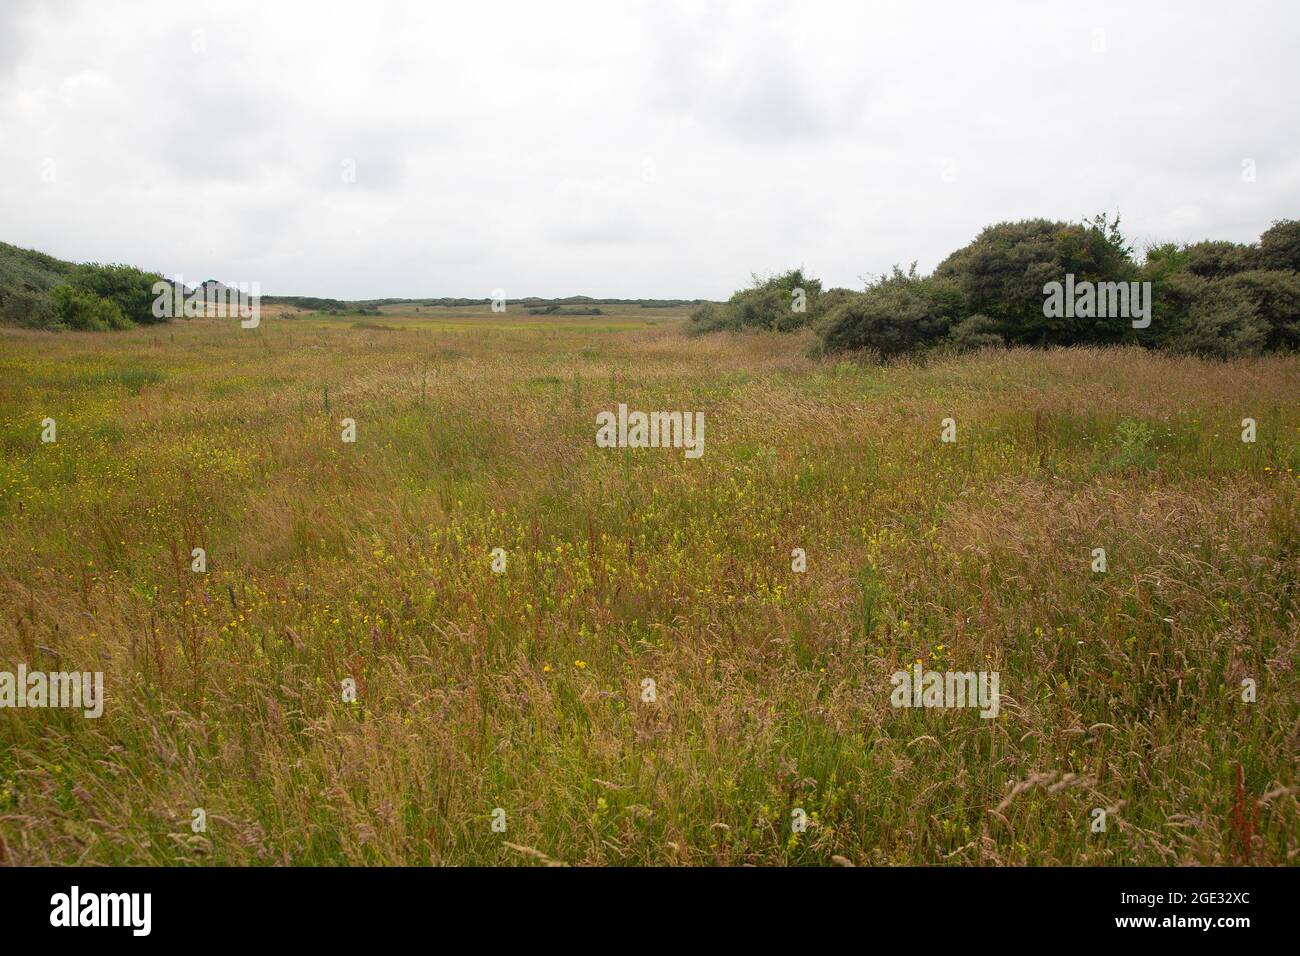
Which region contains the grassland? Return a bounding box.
[0,303,1296,866]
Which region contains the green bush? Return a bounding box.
[933,214,1138,345]
[1257,219,1300,272]
[688,268,824,334]
[1216,269,1300,350]
[809,287,859,334]
[947,313,1004,351]
[68,262,167,325]
[1183,240,1257,278]
[0,284,58,328]
[820,266,963,356]
[1162,278,1271,358]
[48,284,132,331]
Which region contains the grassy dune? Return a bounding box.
[0,305,1296,865]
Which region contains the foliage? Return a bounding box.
[932,214,1138,346]
[689,268,824,334]
[67,262,168,325]
[820,265,963,356]
[947,313,1004,351]
[1257,219,1300,272]
[48,283,132,331]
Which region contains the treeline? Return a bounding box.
[527,304,605,315]
[690,216,1300,358]
[261,295,350,312]
[2,240,717,331]
[405,296,707,309]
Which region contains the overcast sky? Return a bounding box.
[1,0,1297,299]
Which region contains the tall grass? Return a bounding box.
[0,307,1296,865]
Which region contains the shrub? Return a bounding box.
[933,214,1138,345]
[947,314,1004,351]
[1142,269,1205,350]
[810,287,859,334]
[820,266,963,355]
[1257,219,1300,272]
[1162,278,1271,358]
[0,285,58,328]
[68,262,167,325]
[48,284,131,331]
[689,268,823,334]
[1215,269,1300,350]
[1183,240,1258,278]
[1141,242,1189,280]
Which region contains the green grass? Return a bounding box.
[0,308,1296,866]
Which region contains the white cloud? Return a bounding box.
[1,0,1297,299]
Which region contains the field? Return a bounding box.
[0,304,1296,866]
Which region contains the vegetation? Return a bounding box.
[3,263,711,330]
[528,305,605,316]
[0,241,75,328]
[0,304,1295,865]
[48,284,132,331]
[688,268,825,334]
[1,244,165,332]
[820,266,963,356]
[696,217,1300,360]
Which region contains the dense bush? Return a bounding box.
[820,266,964,356]
[1258,219,1300,272]
[0,285,57,328]
[68,262,168,325]
[1162,279,1271,358]
[809,287,859,334]
[49,284,132,331]
[700,214,1298,361]
[1216,269,1300,350]
[1151,266,1300,357]
[947,313,1004,351]
[0,241,77,329]
[689,268,824,334]
[933,214,1138,346]
[1183,240,1257,278]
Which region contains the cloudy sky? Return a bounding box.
[1,0,1297,299]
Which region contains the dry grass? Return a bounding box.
[0,304,1296,865]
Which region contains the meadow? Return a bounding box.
[0,303,1296,866]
